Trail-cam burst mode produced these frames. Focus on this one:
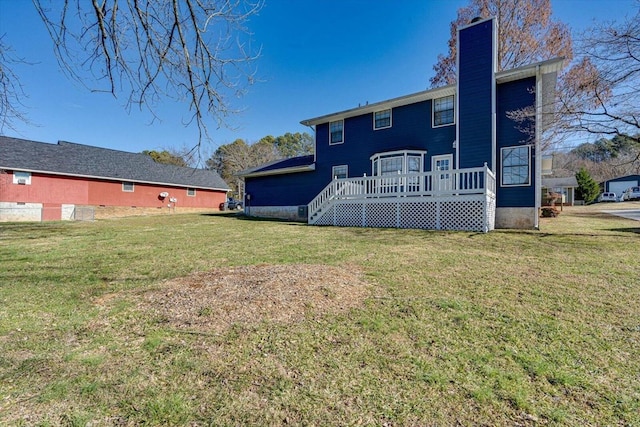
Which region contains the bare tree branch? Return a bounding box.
[32,0,263,150]
[0,36,33,134]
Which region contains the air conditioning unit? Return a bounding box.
[17,179,26,185]
[159,191,169,198]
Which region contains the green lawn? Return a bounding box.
[1,205,639,426]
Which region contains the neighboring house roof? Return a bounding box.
[0,136,230,191]
[601,174,640,184]
[542,176,578,188]
[236,155,315,178]
[300,57,565,127]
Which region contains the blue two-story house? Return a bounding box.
[238,17,563,232]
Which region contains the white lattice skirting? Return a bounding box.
[312,195,496,232]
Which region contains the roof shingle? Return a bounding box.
[0,136,229,190]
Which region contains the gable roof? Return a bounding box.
[236,155,315,178]
[0,136,229,191]
[300,57,565,127]
[542,176,578,188]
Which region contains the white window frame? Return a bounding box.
[370,150,426,176]
[122,182,135,192]
[329,120,344,145]
[432,95,455,128]
[332,165,348,179]
[187,188,196,197]
[373,109,392,130]
[13,171,31,185]
[501,145,531,187]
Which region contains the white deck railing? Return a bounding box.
[308,164,496,223]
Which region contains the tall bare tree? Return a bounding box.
[0,36,31,133]
[557,7,640,148]
[1,0,262,144]
[430,0,573,87]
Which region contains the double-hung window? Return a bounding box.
[433,95,455,127]
[373,109,392,130]
[501,146,531,186]
[332,165,348,179]
[329,120,344,145]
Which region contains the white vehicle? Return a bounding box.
[622,186,640,201]
[598,192,617,202]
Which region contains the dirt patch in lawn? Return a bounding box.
[136,264,371,333]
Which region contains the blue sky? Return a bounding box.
[0,0,637,156]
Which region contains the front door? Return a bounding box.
[432,154,453,192]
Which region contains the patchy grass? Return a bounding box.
[1,205,639,426]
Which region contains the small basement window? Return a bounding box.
[187,188,196,196]
[122,182,135,192]
[13,171,31,185]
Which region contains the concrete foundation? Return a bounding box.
[495,207,537,229]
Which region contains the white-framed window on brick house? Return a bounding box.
[122,181,135,192]
[12,171,31,185]
[329,120,344,145]
[433,95,455,127]
[501,145,531,186]
[187,188,196,197]
[373,109,392,130]
[332,165,348,179]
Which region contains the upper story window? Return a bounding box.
[501,146,531,186]
[373,109,392,130]
[187,188,196,197]
[13,171,31,185]
[122,182,135,192]
[329,120,344,145]
[433,95,455,127]
[332,165,348,179]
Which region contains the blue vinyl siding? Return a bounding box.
[458,19,495,169]
[316,102,456,180]
[245,170,322,207]
[496,77,536,207]
[247,101,456,207]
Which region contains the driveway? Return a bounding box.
[602,209,640,221]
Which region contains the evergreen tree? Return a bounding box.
[575,167,600,203]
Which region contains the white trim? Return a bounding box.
[12,171,32,185]
[432,154,453,190]
[491,17,497,173]
[301,86,455,127]
[329,120,344,145]
[500,145,532,187]
[370,150,427,176]
[332,165,348,179]
[238,163,316,178]
[432,95,456,128]
[2,168,229,192]
[373,109,392,130]
[298,58,563,129]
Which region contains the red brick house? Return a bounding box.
[0,136,229,221]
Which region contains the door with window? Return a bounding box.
[432,154,453,193]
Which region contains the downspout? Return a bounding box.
[534,65,542,229]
